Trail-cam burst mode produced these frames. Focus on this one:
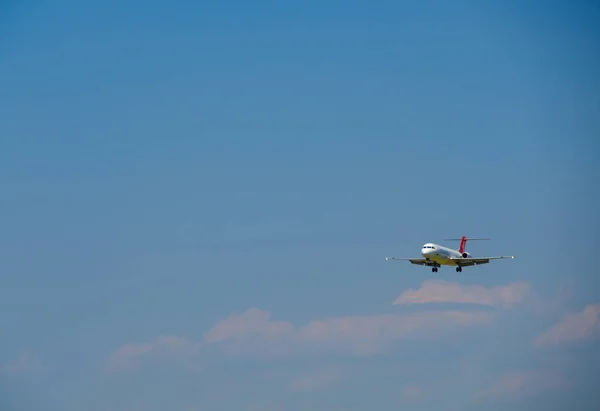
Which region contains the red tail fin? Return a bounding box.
[459,236,467,253]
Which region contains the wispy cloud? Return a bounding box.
[203,308,295,345]
[107,307,493,372]
[106,280,574,381]
[533,303,600,348]
[203,307,493,357]
[106,336,193,373]
[476,370,569,400]
[288,365,346,393]
[392,280,531,308]
[399,383,422,402]
[1,350,41,375]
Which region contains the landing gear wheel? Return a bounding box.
[456,267,462,272]
[432,267,438,273]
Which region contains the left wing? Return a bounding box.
[450,256,514,267]
[385,257,432,266]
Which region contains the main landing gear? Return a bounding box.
[431,267,438,273]
[455,266,462,272]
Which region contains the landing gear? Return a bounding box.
[456,266,462,272]
[432,267,438,273]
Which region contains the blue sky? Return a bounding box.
[1,0,598,410]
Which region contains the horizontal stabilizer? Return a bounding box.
[444,237,491,241]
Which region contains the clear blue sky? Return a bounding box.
[1,1,598,410]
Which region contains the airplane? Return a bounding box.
[385,236,514,272]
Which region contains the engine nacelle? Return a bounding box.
[462,252,471,258]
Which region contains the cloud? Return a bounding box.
[288,365,346,393]
[106,335,194,373]
[108,281,541,372]
[204,307,295,344]
[533,303,600,348]
[476,370,569,400]
[399,384,422,402]
[392,280,531,308]
[108,307,494,372]
[1,350,41,375]
[203,307,493,357]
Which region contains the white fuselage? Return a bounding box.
[421,243,471,266]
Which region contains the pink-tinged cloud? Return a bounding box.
[1,350,40,375]
[393,280,531,308]
[108,306,494,371]
[476,370,568,400]
[288,365,346,393]
[533,303,600,347]
[203,307,493,357]
[203,308,295,344]
[400,384,422,402]
[106,335,193,372]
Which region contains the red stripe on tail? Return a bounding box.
[459,236,467,253]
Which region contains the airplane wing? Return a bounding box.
[385,257,431,266]
[449,256,514,267]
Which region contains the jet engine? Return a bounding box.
[462,252,471,258]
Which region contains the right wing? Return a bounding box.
[385,257,431,266]
[449,255,514,266]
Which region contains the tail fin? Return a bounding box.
[444,236,490,253]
